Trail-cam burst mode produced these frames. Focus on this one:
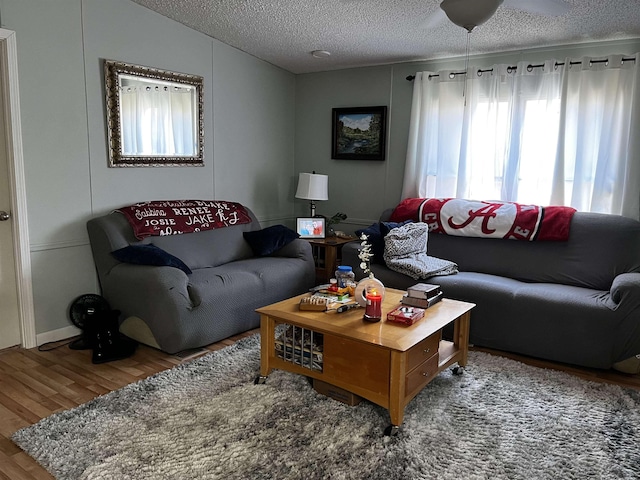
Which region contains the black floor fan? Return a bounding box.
[68,294,137,363]
[68,294,111,350]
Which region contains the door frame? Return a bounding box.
[0,28,36,349]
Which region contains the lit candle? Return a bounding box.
[364,290,382,322]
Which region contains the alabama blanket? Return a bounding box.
[389,198,576,241]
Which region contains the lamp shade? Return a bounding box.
[295,173,329,201]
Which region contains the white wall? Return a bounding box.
[295,39,640,234]
[212,41,295,222]
[0,0,296,339]
[294,66,395,229]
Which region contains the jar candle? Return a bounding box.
[364,290,382,322]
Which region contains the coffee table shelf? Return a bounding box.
[274,324,324,371]
[256,288,474,435]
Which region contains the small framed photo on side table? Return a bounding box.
[296,217,326,239]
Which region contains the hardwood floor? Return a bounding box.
[0,330,638,479]
[0,329,258,480]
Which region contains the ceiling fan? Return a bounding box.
[426,0,572,32]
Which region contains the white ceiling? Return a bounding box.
[130,0,640,74]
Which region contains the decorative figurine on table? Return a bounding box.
[355,233,386,322]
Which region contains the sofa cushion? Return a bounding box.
[424,212,640,290]
[111,244,192,274]
[381,207,640,291]
[243,225,299,256]
[144,208,260,270]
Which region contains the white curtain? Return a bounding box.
[120,86,196,156]
[402,53,640,219]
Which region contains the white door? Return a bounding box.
[0,63,21,350]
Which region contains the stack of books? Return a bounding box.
[401,283,443,309]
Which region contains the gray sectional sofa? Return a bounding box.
[87,206,316,354]
[342,208,640,370]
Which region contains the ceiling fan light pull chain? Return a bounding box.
[463,30,471,104]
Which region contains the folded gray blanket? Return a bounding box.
[383,223,458,280]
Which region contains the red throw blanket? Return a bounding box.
[389,198,576,241]
[116,200,252,239]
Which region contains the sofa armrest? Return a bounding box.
[103,263,194,311]
[271,238,313,260]
[610,272,640,306]
[100,263,198,350]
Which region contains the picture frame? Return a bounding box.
[104,60,204,167]
[296,217,326,239]
[331,106,387,161]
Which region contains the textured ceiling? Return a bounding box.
[130,0,640,74]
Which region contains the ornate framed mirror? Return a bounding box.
[104,60,204,167]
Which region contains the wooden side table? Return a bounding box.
[306,236,357,283]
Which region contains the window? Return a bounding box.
[403,55,640,219]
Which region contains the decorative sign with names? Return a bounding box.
[116,200,252,239]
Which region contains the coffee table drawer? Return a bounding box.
[406,331,441,372]
[405,353,439,396]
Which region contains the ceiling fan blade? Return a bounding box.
[422,8,448,30]
[504,0,571,16]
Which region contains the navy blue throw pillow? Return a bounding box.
[111,244,192,274]
[356,220,413,264]
[381,220,413,236]
[243,224,299,256]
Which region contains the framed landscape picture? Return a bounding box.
[331,106,387,160]
[296,217,326,239]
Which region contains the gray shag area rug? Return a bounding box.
[12,334,640,480]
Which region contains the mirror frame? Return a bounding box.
[104,60,204,167]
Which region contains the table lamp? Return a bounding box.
[295,172,328,217]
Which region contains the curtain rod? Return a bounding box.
[405,56,637,81]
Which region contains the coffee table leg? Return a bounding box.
[454,311,471,367]
[257,314,274,382]
[387,350,405,435]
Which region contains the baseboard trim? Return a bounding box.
[36,325,81,346]
[30,238,89,252]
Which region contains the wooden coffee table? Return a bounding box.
[255,288,474,435]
